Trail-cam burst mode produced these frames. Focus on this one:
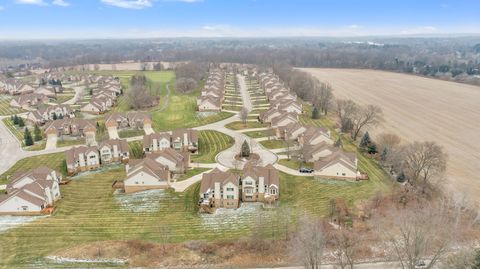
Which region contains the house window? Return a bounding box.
[342,173,346,176]
[135,181,139,184]
[226,195,234,199]
[226,187,234,191]
[22,206,28,211]
[244,181,253,185]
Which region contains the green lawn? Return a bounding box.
[243,129,273,138]
[54,93,75,104]
[249,109,269,115]
[225,121,268,130]
[176,168,210,182]
[0,152,66,184]
[278,159,313,170]
[191,130,234,163]
[128,140,144,159]
[118,129,144,138]
[259,139,293,149]
[2,118,24,144]
[0,95,25,116]
[57,137,86,148]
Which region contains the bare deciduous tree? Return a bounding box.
[291,216,326,269]
[400,141,447,193]
[128,73,156,109]
[336,99,358,133]
[176,77,197,93]
[314,82,334,115]
[350,104,383,141]
[377,205,453,269]
[330,229,361,269]
[239,107,249,125]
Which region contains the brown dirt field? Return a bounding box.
[301,68,480,204]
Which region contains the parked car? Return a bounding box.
[299,167,314,173]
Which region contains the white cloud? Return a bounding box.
[400,26,439,35]
[15,0,47,5]
[52,0,70,6]
[100,0,153,9]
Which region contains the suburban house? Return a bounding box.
[270,112,299,127]
[10,93,50,110]
[80,95,112,114]
[2,80,35,95]
[65,146,101,175]
[123,158,170,193]
[271,99,302,114]
[199,164,281,212]
[171,128,199,153]
[34,86,57,98]
[98,139,130,164]
[0,167,62,215]
[298,126,333,146]
[259,108,283,123]
[197,96,222,111]
[313,150,358,180]
[276,122,307,140]
[146,148,190,173]
[199,168,240,211]
[303,141,338,163]
[198,69,224,112]
[105,112,152,133]
[241,164,280,203]
[26,104,75,124]
[143,132,171,153]
[44,118,97,146]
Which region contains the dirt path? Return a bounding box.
[302,68,480,204]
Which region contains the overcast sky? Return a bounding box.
[0,0,479,39]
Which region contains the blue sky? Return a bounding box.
[0,0,479,39]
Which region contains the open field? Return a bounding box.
[302,68,480,203]
[192,130,234,163]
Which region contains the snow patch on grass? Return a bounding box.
[197,111,218,119]
[200,203,275,230]
[0,215,47,233]
[114,189,174,213]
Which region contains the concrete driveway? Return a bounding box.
[107,126,119,139]
[45,135,57,150]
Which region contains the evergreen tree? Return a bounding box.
[334,136,343,148]
[397,171,406,183]
[13,114,19,125]
[359,131,372,150]
[380,147,388,163]
[241,140,251,158]
[52,113,58,120]
[58,113,64,119]
[312,106,320,119]
[367,143,377,154]
[17,117,25,127]
[33,124,42,141]
[24,127,33,146]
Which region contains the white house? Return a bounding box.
[314,151,358,180]
[124,158,170,193]
[0,167,62,215]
